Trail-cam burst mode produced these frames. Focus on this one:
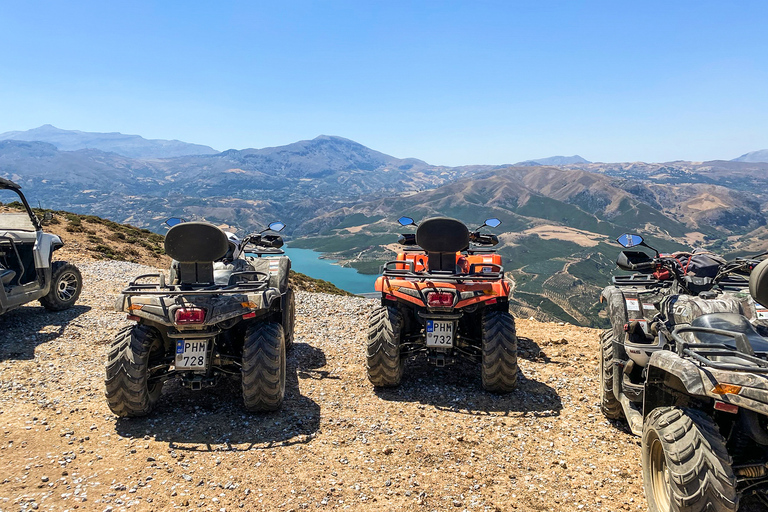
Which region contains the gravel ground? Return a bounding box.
[0,260,647,512]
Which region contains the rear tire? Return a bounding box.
[599,329,623,419]
[40,262,82,311]
[282,288,296,350]
[642,407,738,512]
[105,324,165,417]
[366,306,404,387]
[481,310,518,392]
[242,321,286,412]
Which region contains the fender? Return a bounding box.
[34,232,63,269]
[644,351,711,416]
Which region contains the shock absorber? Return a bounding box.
[735,463,768,478]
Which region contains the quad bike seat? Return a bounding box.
[0,268,15,286]
[165,222,229,286]
[416,218,469,273]
[690,313,768,353]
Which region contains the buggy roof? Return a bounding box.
[0,177,21,190]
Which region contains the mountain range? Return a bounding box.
[2,126,768,325]
[0,125,218,159]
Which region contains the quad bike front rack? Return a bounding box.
[671,325,768,373]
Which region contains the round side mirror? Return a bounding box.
[617,233,644,248]
[268,221,286,232]
[398,216,415,227]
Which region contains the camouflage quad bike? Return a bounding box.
[367,216,517,392]
[601,233,768,511]
[0,177,82,316]
[106,220,295,416]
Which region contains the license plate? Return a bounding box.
[426,320,454,347]
[175,340,208,370]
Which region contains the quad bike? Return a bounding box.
[600,233,768,511]
[367,216,517,392]
[0,177,82,316]
[106,219,295,417]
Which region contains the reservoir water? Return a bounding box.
[282,247,377,295]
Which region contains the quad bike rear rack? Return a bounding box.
[671,325,768,373]
[121,272,270,296]
[612,274,661,286]
[381,260,504,282]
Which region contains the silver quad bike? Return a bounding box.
[601,233,768,511]
[106,219,295,417]
[0,177,82,315]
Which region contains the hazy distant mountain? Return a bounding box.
[732,149,768,163]
[0,124,219,159]
[514,155,590,166]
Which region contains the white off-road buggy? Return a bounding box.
[0,177,82,315]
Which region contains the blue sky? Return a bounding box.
[1,1,766,165]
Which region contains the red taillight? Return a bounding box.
[427,291,454,307]
[175,307,206,324]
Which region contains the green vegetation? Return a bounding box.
[333,213,384,230]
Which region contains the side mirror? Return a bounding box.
[484,218,501,228]
[268,221,286,232]
[398,216,415,227]
[617,233,644,248]
[42,212,53,223]
[166,217,185,227]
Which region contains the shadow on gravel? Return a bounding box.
[114,342,322,451]
[0,305,91,361]
[374,336,562,417]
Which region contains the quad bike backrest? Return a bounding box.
[416,218,470,272]
[165,222,229,286]
[750,259,768,306]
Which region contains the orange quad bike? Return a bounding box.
[367,216,518,392]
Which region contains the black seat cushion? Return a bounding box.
[416,218,469,253]
[0,268,16,285]
[691,313,768,353]
[165,222,229,263]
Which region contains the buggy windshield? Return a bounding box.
[0,189,37,232]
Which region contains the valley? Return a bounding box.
[2,126,768,326]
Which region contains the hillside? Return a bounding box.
[290,165,767,326]
[3,130,768,323]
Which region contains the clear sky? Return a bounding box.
[1,1,766,165]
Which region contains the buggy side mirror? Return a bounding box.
[484,218,501,228]
[166,217,185,227]
[41,212,53,224]
[398,216,415,227]
[617,233,644,248]
[267,221,286,232]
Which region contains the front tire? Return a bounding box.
[282,288,296,350]
[40,262,82,311]
[642,407,738,512]
[481,310,518,392]
[242,321,286,412]
[105,324,165,417]
[366,306,404,387]
[599,329,623,419]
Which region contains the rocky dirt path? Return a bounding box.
[0,260,645,512]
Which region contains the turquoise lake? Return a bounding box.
[282,247,377,295]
